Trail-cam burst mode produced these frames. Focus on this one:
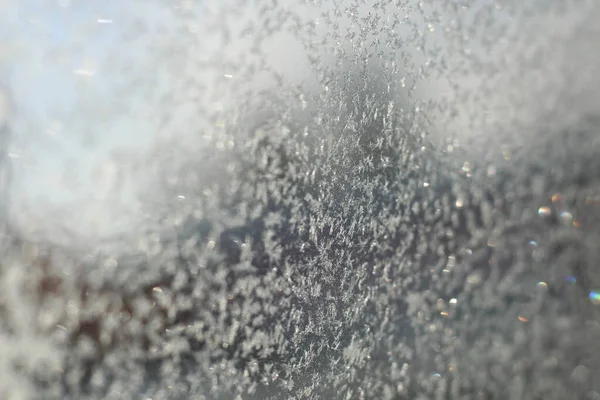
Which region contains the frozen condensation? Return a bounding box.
[1,0,600,399]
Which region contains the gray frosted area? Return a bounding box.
[1,0,600,399]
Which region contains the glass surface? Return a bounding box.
[1,0,600,398]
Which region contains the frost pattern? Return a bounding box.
[1,0,600,399]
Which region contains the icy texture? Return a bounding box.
[1,0,600,399]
